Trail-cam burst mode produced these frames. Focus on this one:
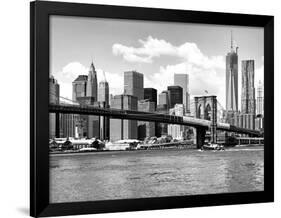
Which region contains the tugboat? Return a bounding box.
[202,142,225,151]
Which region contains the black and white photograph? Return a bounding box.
[48,15,265,203]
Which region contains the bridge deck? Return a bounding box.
[49,103,261,136]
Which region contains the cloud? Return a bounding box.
[52,62,89,84]
[156,62,225,106]
[52,62,124,100]
[112,36,224,69]
[112,36,226,105]
[112,36,176,63]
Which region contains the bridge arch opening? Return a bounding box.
[194,96,217,145]
[197,104,202,119]
[205,103,212,120]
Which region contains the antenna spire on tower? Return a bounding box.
[103,70,107,82]
[231,30,233,51]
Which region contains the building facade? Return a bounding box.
[72,61,99,138]
[98,81,109,104]
[159,90,169,107]
[124,71,144,100]
[72,75,88,102]
[110,95,138,141]
[241,60,255,114]
[144,88,157,109]
[86,62,98,101]
[60,114,76,137]
[174,73,190,113]
[168,104,186,140]
[137,100,155,140]
[76,97,99,138]
[168,86,183,109]
[256,80,264,116]
[49,76,60,138]
[98,81,110,140]
[225,32,238,112]
[241,60,256,130]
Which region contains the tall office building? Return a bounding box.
[72,61,99,138]
[168,86,183,109]
[138,100,155,140]
[73,77,96,138]
[98,80,110,140]
[86,61,98,101]
[241,60,255,114]
[226,31,238,112]
[49,76,60,104]
[174,74,190,113]
[144,88,157,109]
[240,60,256,130]
[60,114,76,137]
[156,91,169,137]
[168,104,186,140]
[75,97,99,138]
[49,76,60,138]
[159,91,169,106]
[124,71,144,100]
[256,80,264,116]
[72,75,88,101]
[110,95,138,141]
[98,81,109,104]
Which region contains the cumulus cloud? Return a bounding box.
[156,62,225,106]
[112,36,224,69]
[113,36,225,104]
[112,36,176,63]
[52,62,89,83]
[51,62,123,100]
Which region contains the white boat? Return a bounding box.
[105,139,140,151]
[78,147,97,152]
[202,143,225,151]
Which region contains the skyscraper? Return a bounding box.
[138,100,155,140]
[256,80,264,116]
[168,104,186,140]
[98,80,110,140]
[159,91,169,106]
[98,81,109,104]
[174,74,190,113]
[124,71,144,100]
[226,31,238,112]
[72,61,99,138]
[86,61,98,101]
[168,86,183,109]
[241,60,255,114]
[110,95,138,141]
[156,91,169,137]
[144,88,157,109]
[72,75,88,101]
[49,76,60,138]
[241,60,256,130]
[49,76,60,104]
[60,114,75,137]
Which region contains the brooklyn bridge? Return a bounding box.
[49,95,262,148]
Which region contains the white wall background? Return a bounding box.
[0,0,279,217]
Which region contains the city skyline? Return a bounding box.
[50,15,264,111]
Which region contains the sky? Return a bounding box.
[50,15,264,110]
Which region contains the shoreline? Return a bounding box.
[49,144,264,156]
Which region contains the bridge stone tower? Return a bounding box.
[194,96,217,147]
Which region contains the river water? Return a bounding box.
[50,146,264,203]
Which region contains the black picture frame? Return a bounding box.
[30,1,274,217]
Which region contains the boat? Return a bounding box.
[78,147,97,152]
[202,143,225,151]
[105,139,140,151]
